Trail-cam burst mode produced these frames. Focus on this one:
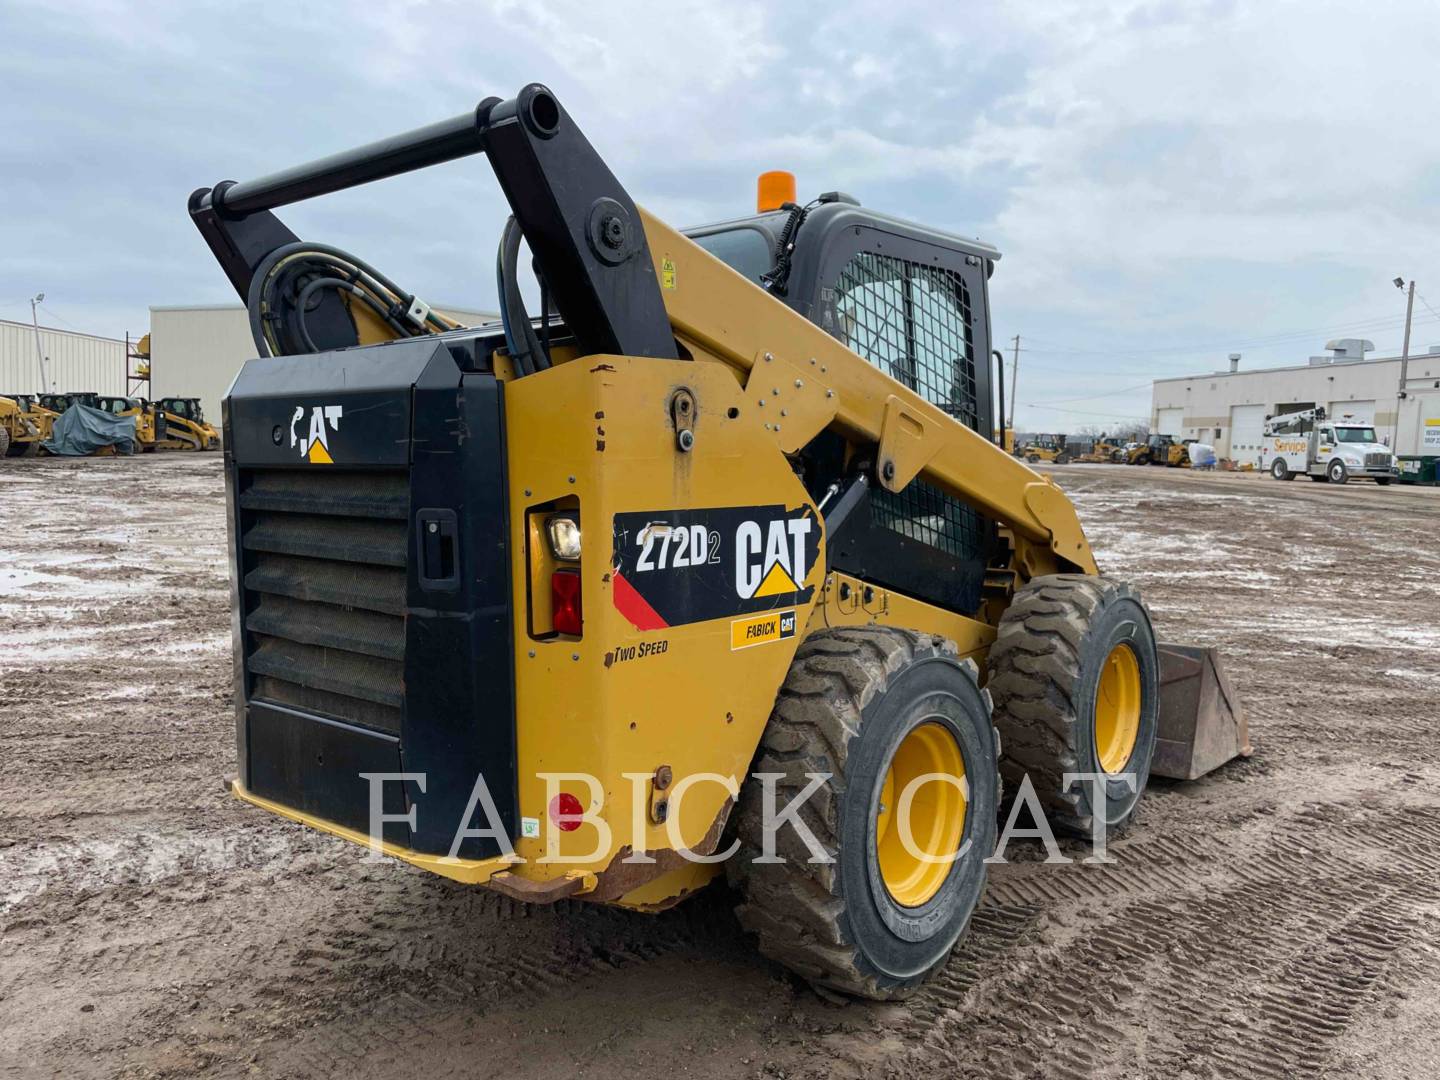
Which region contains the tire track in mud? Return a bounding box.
[11,459,1440,1080]
[893,802,1440,1079]
[243,890,758,1078]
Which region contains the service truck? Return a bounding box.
[1263,408,1397,484]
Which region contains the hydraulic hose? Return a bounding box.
[495,216,549,376]
[245,240,462,357]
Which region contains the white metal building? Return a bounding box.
[1151,349,1440,465]
[148,303,498,426]
[0,318,129,398]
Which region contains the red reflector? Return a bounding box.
[551,568,582,635]
[549,792,584,832]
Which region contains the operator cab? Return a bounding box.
[686,196,998,436]
[156,397,205,423]
[96,396,142,415]
[40,392,98,413]
[685,183,1003,613]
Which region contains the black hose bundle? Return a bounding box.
[247,222,554,378]
[495,217,550,376]
[245,241,461,358]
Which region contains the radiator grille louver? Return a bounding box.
[240,469,409,735]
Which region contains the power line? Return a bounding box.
[37,304,82,330]
[1024,402,1149,419]
[1024,309,1432,353]
[1027,381,1154,405]
[1019,306,1440,360]
[1017,361,1211,377]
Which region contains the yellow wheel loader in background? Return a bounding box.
[1015,432,1070,464]
[0,394,58,458]
[1072,436,1124,464]
[190,85,1249,1001]
[1125,433,1191,468]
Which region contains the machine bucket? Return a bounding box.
[1151,644,1252,780]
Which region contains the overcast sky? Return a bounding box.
[3,0,1438,429]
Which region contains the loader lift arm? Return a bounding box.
[637,209,1095,576]
[191,83,1094,582]
[190,86,676,363]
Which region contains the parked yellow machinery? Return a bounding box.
[0,394,59,458]
[1069,436,1125,464]
[94,396,164,451]
[190,84,1249,1001]
[153,397,220,450]
[1014,433,1071,464]
[1125,434,1191,467]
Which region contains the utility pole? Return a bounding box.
[29,293,52,394]
[1394,276,1415,451]
[1009,334,1020,432]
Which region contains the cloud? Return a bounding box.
[1,0,1436,429]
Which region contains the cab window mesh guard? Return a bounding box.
[833,251,987,562]
[833,253,979,429]
[871,477,989,562]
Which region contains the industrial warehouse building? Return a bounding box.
[2,305,499,429]
[0,318,131,399]
[1151,344,1440,466]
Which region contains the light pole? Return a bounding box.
[1394,277,1415,450]
[29,293,53,394]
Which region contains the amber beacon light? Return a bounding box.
[756,170,797,212]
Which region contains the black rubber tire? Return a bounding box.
[1328,459,1348,484]
[1054,454,1071,465]
[729,627,1000,1001]
[1134,453,1150,466]
[1026,453,1041,464]
[1270,457,1291,481]
[987,575,1159,836]
[0,426,10,458]
[1376,476,1392,486]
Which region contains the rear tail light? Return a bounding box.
[551,568,582,635]
[549,791,584,832]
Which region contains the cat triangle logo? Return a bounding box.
[754,561,798,596]
[290,404,343,464]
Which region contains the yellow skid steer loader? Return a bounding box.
[153,397,221,450]
[190,85,1248,1001]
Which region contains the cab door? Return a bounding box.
[800,223,996,613]
[1316,426,1336,471]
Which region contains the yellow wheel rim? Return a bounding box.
[1095,643,1141,774]
[876,722,967,908]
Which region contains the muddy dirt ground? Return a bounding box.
[3,454,1440,1079]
